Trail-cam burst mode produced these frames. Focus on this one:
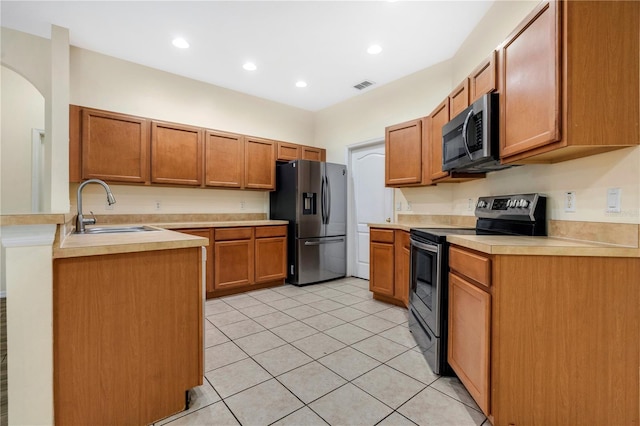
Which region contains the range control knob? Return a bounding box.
[477,200,487,209]
[507,199,515,208]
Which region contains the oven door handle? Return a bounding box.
[410,239,439,253]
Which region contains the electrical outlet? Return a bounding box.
[467,198,474,211]
[607,188,621,213]
[564,192,576,213]
[154,200,161,211]
[396,202,402,211]
[240,200,246,210]
[406,202,412,211]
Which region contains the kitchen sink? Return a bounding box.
[80,225,158,234]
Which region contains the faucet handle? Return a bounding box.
[84,211,97,225]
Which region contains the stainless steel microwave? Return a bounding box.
[441,93,511,173]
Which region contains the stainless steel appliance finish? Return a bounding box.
[409,193,547,375]
[442,93,511,173]
[75,178,116,233]
[270,160,347,285]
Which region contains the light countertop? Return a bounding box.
[368,222,640,258]
[54,220,288,259]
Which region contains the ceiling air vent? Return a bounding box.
[353,80,375,90]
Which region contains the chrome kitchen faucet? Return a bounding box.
[75,179,116,233]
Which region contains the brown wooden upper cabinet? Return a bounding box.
[81,108,150,184]
[245,137,276,190]
[301,146,324,162]
[499,0,639,163]
[469,51,497,104]
[428,99,450,182]
[276,142,300,162]
[151,121,203,186]
[204,130,244,188]
[276,141,326,162]
[385,119,423,186]
[449,79,470,118]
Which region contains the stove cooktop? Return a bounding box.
[410,227,477,244]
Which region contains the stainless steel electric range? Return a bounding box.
[408,193,547,375]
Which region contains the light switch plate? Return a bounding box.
[606,188,621,213]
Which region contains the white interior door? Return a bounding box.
[350,143,393,279]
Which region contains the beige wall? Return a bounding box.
[1,66,45,214]
[70,47,315,215]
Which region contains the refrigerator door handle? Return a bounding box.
[321,175,328,224]
[304,237,345,246]
[326,174,331,223]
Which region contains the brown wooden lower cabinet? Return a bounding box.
[448,245,640,425]
[53,247,203,425]
[177,225,287,298]
[369,227,409,307]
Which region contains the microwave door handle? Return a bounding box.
[462,109,474,160]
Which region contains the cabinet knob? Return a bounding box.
[385,217,391,223]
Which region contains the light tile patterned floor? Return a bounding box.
[156,278,488,426]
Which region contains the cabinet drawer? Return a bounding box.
[449,246,491,287]
[215,227,253,241]
[370,229,395,243]
[255,225,287,238]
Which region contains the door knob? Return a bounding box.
[385,217,391,223]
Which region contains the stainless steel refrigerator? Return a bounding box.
[270,160,347,286]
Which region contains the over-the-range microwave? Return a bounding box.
[441,93,512,173]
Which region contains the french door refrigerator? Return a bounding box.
[270,160,347,286]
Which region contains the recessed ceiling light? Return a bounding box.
[367,44,382,55]
[295,81,308,88]
[172,38,189,49]
[243,62,257,71]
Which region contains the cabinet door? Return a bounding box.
[394,230,410,307]
[449,79,470,118]
[448,272,491,415]
[499,0,561,159]
[204,130,244,188]
[255,236,287,283]
[385,119,422,186]
[151,121,203,186]
[245,137,275,190]
[469,51,497,103]
[428,99,450,181]
[301,146,323,162]
[176,228,213,297]
[277,142,300,161]
[214,239,254,290]
[369,242,394,296]
[82,108,150,183]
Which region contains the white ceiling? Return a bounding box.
[1,1,494,111]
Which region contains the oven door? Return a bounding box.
[409,237,442,335]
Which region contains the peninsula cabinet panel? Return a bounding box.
[176,228,213,296]
[151,121,203,186]
[499,0,639,164]
[245,137,276,190]
[385,119,422,186]
[82,108,150,183]
[54,248,203,425]
[449,79,470,118]
[205,130,244,188]
[469,51,497,103]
